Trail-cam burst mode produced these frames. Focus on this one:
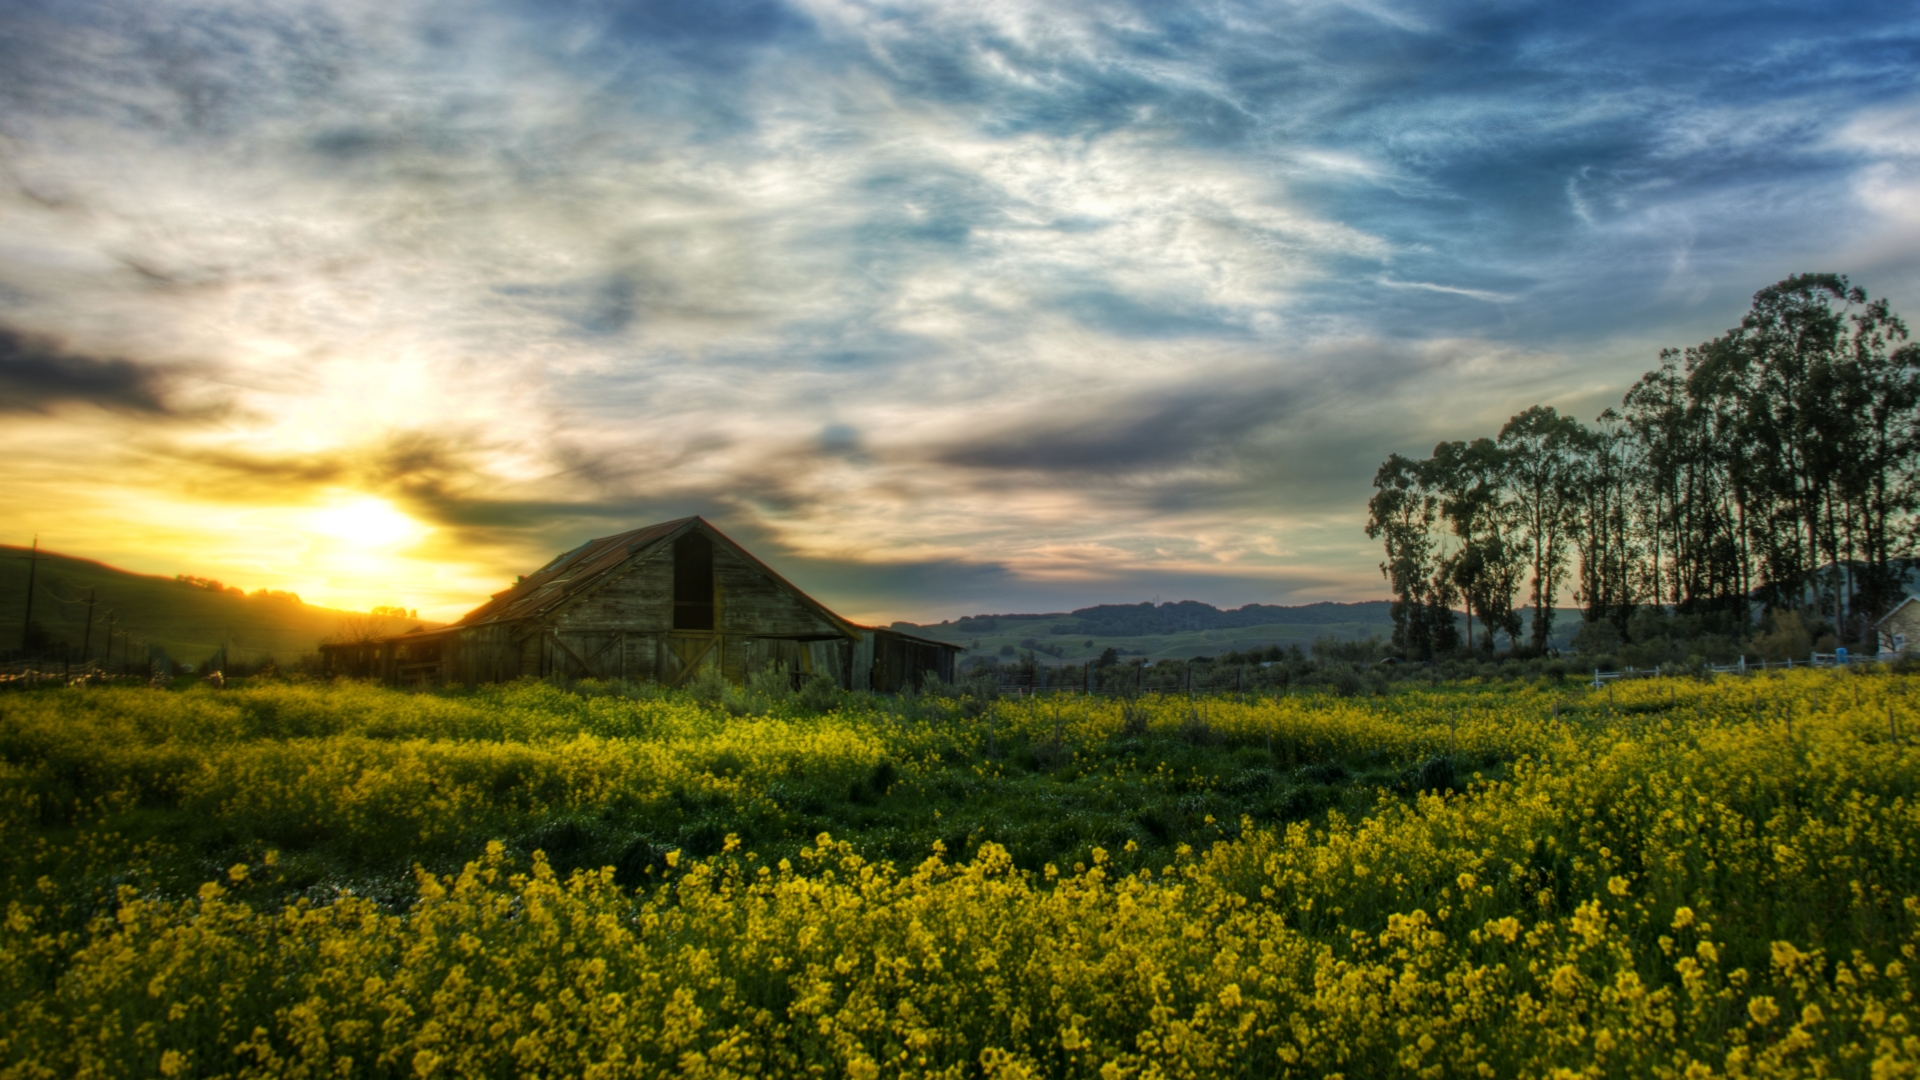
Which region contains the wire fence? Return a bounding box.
[980,661,1282,698]
[1588,650,1891,687]
[0,660,152,689]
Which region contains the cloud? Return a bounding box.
[928,375,1299,474]
[1377,278,1516,304]
[1,0,1919,620]
[0,327,176,414]
[1833,99,1920,232]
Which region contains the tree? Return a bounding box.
[1498,405,1584,653]
[1367,453,1438,658]
[1365,453,1459,659]
[325,616,388,647]
[1691,274,1918,641]
[1430,438,1522,653]
[1567,412,1638,638]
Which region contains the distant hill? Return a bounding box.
[1032,599,1400,636]
[0,545,433,668]
[897,599,1582,664]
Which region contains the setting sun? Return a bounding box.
[310,497,425,550]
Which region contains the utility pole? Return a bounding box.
[18,536,41,655]
[80,588,97,666]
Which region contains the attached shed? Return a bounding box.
[321,517,959,691]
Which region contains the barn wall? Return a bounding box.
[390,634,444,686]
[321,642,387,680]
[727,636,855,686]
[444,624,517,685]
[868,630,959,693]
[542,537,853,687]
[550,539,845,638]
[714,545,846,638]
[850,632,874,691]
[624,632,659,683]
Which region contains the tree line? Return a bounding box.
[1367,274,1920,660]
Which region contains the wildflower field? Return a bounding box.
[2,671,1918,1078]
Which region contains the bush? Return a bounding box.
[1569,619,1622,657]
[796,672,842,713]
[1751,610,1813,663]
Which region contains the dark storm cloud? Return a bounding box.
[0,328,174,414]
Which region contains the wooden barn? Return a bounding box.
[320,517,960,691]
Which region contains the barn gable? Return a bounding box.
[322,517,958,691]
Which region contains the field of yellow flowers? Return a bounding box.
[3,671,1918,1077]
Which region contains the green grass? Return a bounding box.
[0,677,1520,912]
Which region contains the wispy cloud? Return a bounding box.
[1376,278,1516,304]
[0,0,1916,620]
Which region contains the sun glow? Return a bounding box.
[310,497,426,549]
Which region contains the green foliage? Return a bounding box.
[4,672,1920,1075]
[1752,610,1816,663]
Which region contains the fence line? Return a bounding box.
[1589,651,1888,688]
[0,660,148,690]
[980,661,1271,698]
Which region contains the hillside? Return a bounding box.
[898,599,1582,663]
[1,545,433,668]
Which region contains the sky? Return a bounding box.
[2,0,1919,624]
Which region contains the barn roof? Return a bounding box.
[442,517,947,649]
[451,517,697,629]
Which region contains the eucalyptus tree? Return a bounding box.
[1498,405,1584,653]
[1366,453,1436,657]
[1836,306,1920,629]
[1429,438,1523,654]
[1693,274,1918,638]
[1690,277,1841,616]
[1366,453,1459,659]
[1567,411,1638,637]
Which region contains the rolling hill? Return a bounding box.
[1,545,433,669]
[897,599,1583,665]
